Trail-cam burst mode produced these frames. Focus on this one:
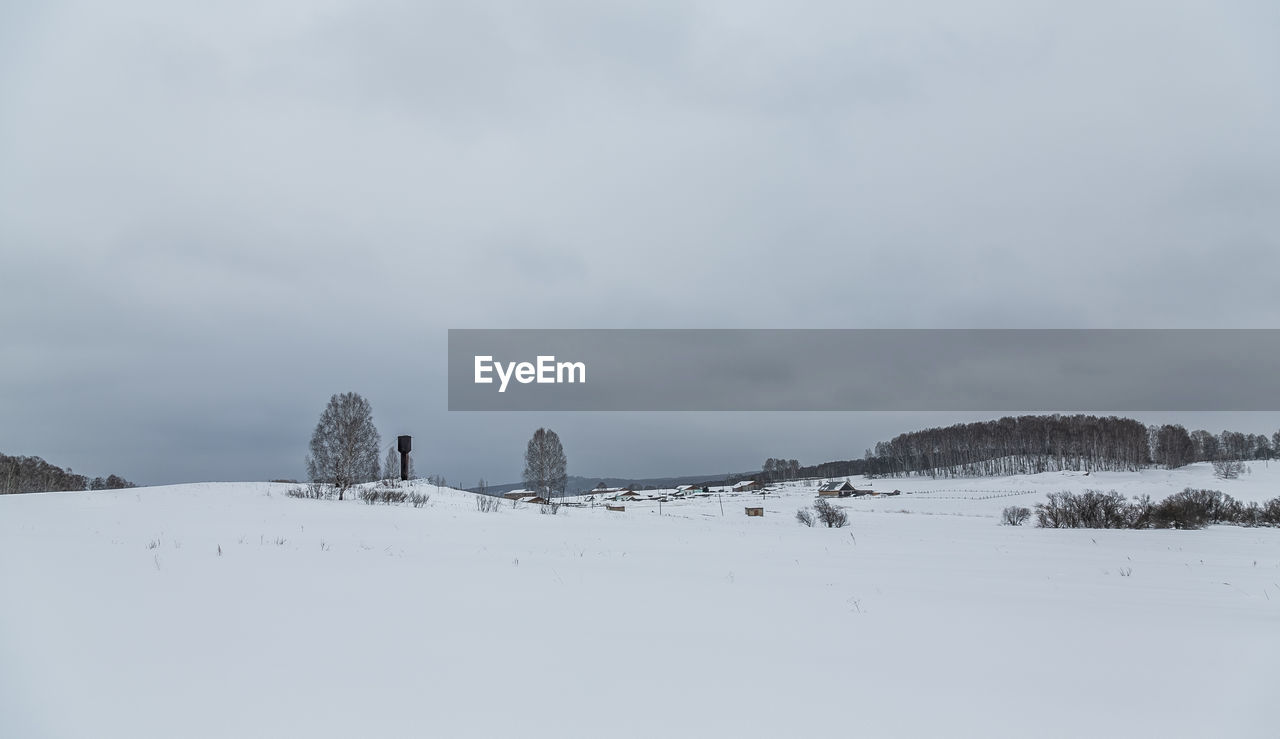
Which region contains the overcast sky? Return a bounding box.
[3,1,1279,486]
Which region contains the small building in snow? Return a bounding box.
[818,481,869,497]
[593,487,634,498]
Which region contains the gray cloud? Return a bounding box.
[2,1,1279,485]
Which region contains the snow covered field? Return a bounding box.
[3,463,1278,738]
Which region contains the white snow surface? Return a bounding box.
[3,463,1278,738]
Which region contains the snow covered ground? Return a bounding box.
[2,463,1278,738]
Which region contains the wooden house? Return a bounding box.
[818,481,856,497]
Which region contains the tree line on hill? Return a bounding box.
[0,453,136,495]
[869,415,1151,477]
[759,415,1280,482]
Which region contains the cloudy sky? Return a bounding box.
[3,1,1278,486]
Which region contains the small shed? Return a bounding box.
[745,506,764,517]
[517,496,549,505]
[731,480,761,492]
[605,504,626,512]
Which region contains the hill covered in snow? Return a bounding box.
[2,464,1277,738]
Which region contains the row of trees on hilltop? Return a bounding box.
[868,415,1151,478]
[762,458,800,482]
[1149,425,1277,468]
[856,417,1280,479]
[0,453,136,494]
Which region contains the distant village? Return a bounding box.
[496,478,902,508]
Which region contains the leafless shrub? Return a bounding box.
[539,502,560,515]
[359,488,379,505]
[286,483,332,500]
[1150,488,1220,529]
[409,492,430,508]
[1264,498,1280,526]
[1212,459,1248,479]
[1001,506,1031,526]
[1035,490,1129,529]
[813,498,849,528]
[1034,488,1280,530]
[795,508,815,527]
[475,495,501,513]
[380,489,408,505]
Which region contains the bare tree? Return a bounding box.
[1001,506,1031,526]
[812,498,848,528]
[383,445,399,481]
[382,444,415,481]
[104,474,135,489]
[306,392,381,501]
[1154,424,1195,469]
[523,428,567,500]
[1212,459,1247,479]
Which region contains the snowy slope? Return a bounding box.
[2,467,1278,738]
